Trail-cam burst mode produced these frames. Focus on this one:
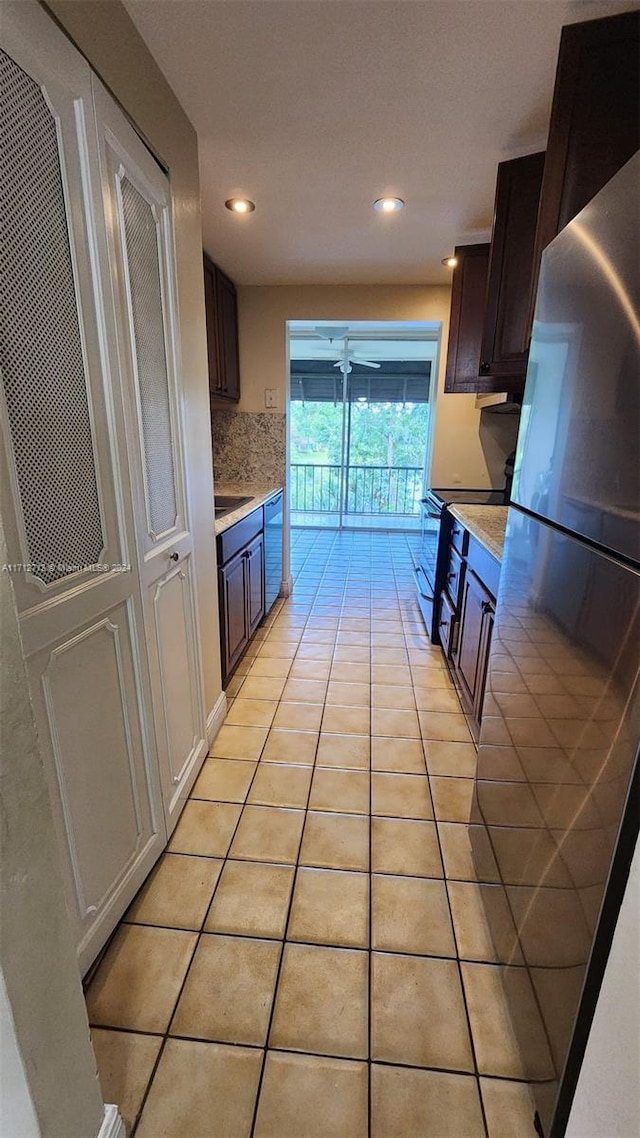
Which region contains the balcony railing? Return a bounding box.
[291,463,423,516]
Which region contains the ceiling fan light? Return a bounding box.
[441,255,458,268]
[373,197,405,213]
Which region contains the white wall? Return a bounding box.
[0,974,40,1138]
[46,0,222,713]
[566,836,640,1138]
[237,283,517,489]
[0,513,104,1138]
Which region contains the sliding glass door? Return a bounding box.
[289,328,434,529]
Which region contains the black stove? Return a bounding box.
[429,487,507,508]
[414,486,507,642]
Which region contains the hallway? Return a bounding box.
[86,529,538,1137]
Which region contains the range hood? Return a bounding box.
[475,392,522,414]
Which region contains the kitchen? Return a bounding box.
[1,6,637,1138]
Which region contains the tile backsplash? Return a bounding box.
[211,410,286,485]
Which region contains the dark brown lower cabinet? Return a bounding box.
[219,548,249,680]
[439,522,499,735]
[246,534,265,636]
[454,568,495,722]
[217,510,265,684]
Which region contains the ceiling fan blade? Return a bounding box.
[350,358,380,368]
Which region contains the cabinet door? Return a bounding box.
[528,10,640,329]
[203,255,222,395]
[246,533,265,634]
[216,267,240,401]
[219,552,249,680]
[475,600,494,721]
[0,8,164,972]
[480,152,544,385]
[444,244,490,393]
[94,81,207,831]
[455,569,494,710]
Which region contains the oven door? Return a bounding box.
[416,497,442,640]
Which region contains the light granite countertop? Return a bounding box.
[214,482,283,535]
[448,504,509,562]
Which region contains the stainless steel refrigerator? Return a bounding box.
[472,152,639,1136]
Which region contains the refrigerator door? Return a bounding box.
[473,509,640,1135]
[512,153,639,564]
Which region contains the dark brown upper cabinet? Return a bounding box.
[444,243,490,394]
[528,9,640,330]
[444,152,544,395]
[203,252,240,405]
[203,255,222,395]
[480,152,545,387]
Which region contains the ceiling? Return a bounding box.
[124,0,633,286]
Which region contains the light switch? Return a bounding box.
[265,388,277,409]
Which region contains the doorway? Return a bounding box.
[288,321,439,530]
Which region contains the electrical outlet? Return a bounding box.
[265,388,277,409]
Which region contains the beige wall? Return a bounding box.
[237,283,517,489]
[46,0,222,711]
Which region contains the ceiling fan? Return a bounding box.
[313,325,381,374]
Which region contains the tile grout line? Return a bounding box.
[425,756,492,1138]
[94,532,517,1136]
[128,546,328,1133]
[367,571,374,1138]
[126,533,328,1132]
[248,527,344,1137]
[128,716,278,1137]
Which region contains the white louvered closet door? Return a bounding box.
[0,4,165,973]
[92,80,207,830]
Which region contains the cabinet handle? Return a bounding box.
[479,361,491,375]
[481,600,493,614]
[168,551,179,562]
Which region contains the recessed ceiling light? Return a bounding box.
[441,255,458,268]
[225,198,255,214]
[373,197,405,213]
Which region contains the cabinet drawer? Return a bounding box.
[444,545,464,611]
[450,518,469,556]
[217,506,263,566]
[438,590,457,659]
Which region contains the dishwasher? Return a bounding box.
[263,491,283,613]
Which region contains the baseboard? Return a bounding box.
[206,690,228,747]
[97,1104,126,1138]
[280,574,294,597]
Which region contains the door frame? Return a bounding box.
[287,321,440,530]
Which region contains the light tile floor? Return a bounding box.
[86,528,538,1137]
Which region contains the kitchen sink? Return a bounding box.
[214,494,253,519]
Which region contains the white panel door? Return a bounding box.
[0,5,165,973]
[92,81,207,830]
